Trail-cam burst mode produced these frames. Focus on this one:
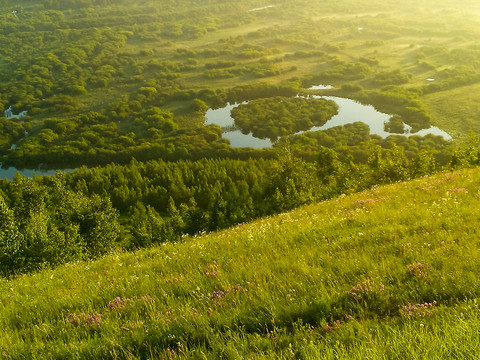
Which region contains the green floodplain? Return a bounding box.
[2,0,480,358]
[2,0,480,168]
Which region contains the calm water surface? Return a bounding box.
[204,90,452,148]
[0,166,75,181]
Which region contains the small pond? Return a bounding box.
[204,88,452,148]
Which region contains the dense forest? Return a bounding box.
[230,97,339,140]
[0,137,479,276]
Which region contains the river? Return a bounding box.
[204,88,452,148]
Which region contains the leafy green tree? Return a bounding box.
[264,143,318,213]
[450,132,480,168]
[128,203,167,248]
[316,146,342,183]
[191,98,209,113]
[411,150,436,177]
[61,192,120,258]
[166,197,184,240]
[22,208,83,271]
[0,196,23,275]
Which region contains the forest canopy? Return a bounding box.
[1,0,475,169]
[231,97,338,140]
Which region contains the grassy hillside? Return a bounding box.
[424,83,480,140]
[2,168,480,358]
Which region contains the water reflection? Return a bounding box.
[204,91,452,148]
[308,95,452,140]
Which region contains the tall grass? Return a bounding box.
[2,168,480,358]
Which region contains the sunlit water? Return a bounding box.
[204,89,452,149]
[308,85,334,90]
[308,95,451,140]
[205,102,273,148]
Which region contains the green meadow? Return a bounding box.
[424,83,480,139]
[2,168,480,358]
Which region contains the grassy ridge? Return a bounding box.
[2,168,480,358]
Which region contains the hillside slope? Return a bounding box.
[2,168,480,358]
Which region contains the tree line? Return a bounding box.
[0,137,477,276]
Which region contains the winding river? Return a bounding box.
[204,89,452,149]
[1,88,451,179]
